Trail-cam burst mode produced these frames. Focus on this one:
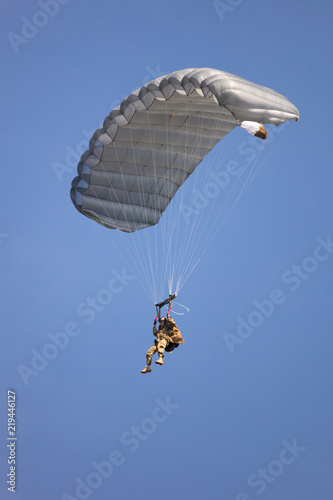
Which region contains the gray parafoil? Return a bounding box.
[70,68,299,232]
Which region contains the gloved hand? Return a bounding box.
[154,320,157,325]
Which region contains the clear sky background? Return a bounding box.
[1,1,333,499]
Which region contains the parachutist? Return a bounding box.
[141,317,184,374]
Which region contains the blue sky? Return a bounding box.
[1,1,333,499]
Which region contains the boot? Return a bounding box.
[155,353,164,365]
[141,364,152,374]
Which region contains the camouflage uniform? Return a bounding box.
[141,317,184,373]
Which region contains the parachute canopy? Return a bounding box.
[70,68,299,233]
